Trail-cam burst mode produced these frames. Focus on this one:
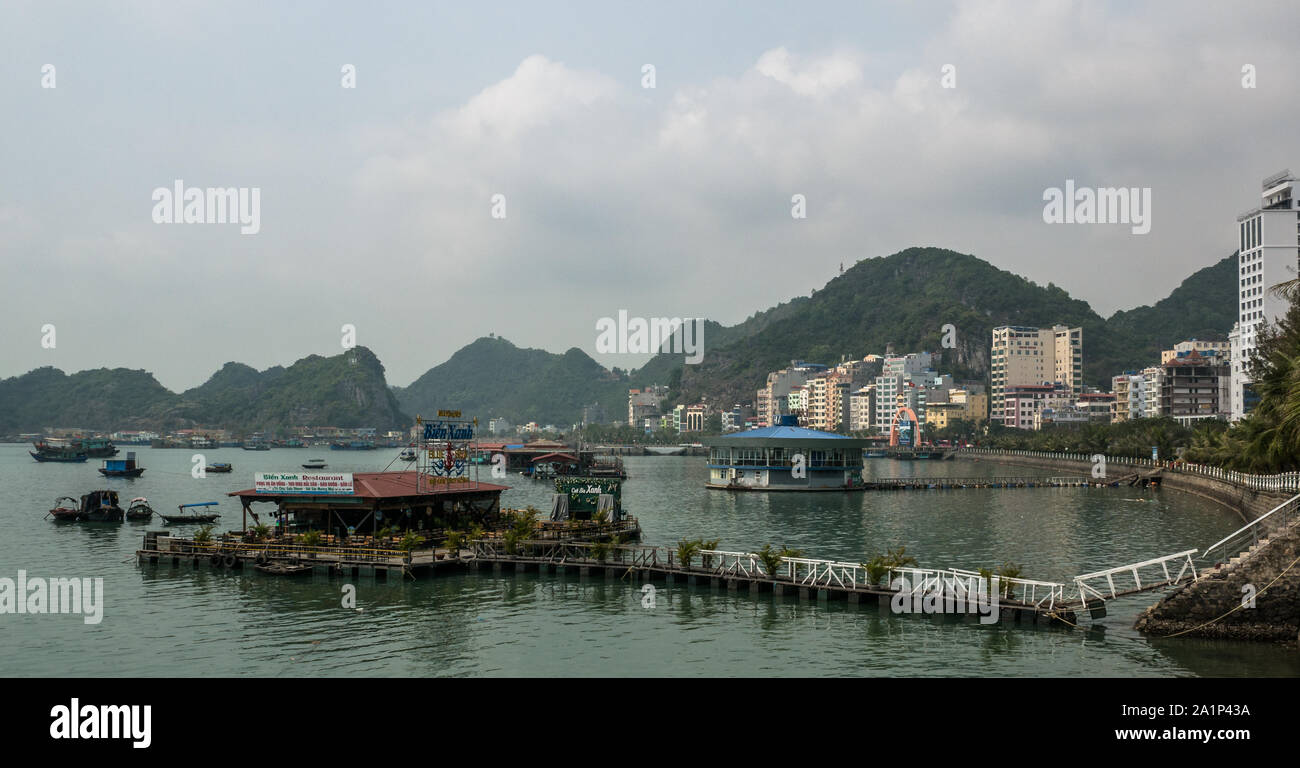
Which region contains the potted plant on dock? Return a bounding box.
[300,530,322,559]
[244,523,271,543]
[863,554,891,587]
[756,543,785,580]
[675,538,701,571]
[442,530,464,560]
[699,539,721,569]
[192,525,214,552]
[398,531,422,563]
[996,562,1022,601]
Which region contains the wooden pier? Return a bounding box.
[862,475,1093,491]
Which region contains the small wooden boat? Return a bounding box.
[98,452,145,478]
[205,462,233,473]
[125,497,154,521]
[160,501,221,524]
[254,561,314,576]
[46,496,82,522]
[301,458,327,469]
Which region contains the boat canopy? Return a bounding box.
[179,502,219,509]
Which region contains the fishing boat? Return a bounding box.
[242,436,270,451]
[125,497,154,521]
[160,501,222,524]
[254,561,314,576]
[205,462,233,473]
[79,438,119,458]
[78,490,124,522]
[98,452,145,478]
[46,496,82,522]
[30,449,88,463]
[398,448,417,462]
[301,458,327,469]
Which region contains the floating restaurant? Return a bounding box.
[228,471,508,539]
[229,412,509,538]
[703,418,867,491]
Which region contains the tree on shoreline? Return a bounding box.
[1185,282,1300,473]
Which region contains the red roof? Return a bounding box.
[228,471,508,502]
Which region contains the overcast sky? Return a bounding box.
[2,1,1297,391]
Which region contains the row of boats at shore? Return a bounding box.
[45,491,222,525]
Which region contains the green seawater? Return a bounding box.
[1,445,1296,677]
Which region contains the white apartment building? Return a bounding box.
[1232,170,1300,420]
[848,386,875,432]
[1142,366,1164,418]
[1110,373,1146,422]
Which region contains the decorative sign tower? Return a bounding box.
[414,411,479,493]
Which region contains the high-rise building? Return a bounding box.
[990,325,1083,423]
[755,362,826,427]
[1232,170,1300,420]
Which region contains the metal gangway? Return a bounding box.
[1072,550,1200,609]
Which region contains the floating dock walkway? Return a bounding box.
[135,529,1204,629]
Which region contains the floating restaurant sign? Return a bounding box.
[254,472,354,495]
[415,413,479,492]
[421,421,474,440]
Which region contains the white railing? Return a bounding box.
[1072,550,1199,608]
[1200,493,1300,563]
[959,447,1300,493]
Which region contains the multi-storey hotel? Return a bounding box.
[989,325,1083,424]
[1231,170,1300,420]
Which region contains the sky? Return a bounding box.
[2,0,1298,391]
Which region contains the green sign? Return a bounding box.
[554,477,621,514]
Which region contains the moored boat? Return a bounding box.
[126,497,154,521]
[79,490,125,522]
[98,452,145,478]
[46,496,82,522]
[30,450,89,463]
[160,501,222,524]
[302,458,327,469]
[254,561,314,576]
[398,448,417,462]
[205,462,233,473]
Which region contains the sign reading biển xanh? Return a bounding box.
[255,472,354,495]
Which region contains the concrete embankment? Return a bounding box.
[957,450,1300,644]
[956,451,1290,523]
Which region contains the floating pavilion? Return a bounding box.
[703,420,867,491]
